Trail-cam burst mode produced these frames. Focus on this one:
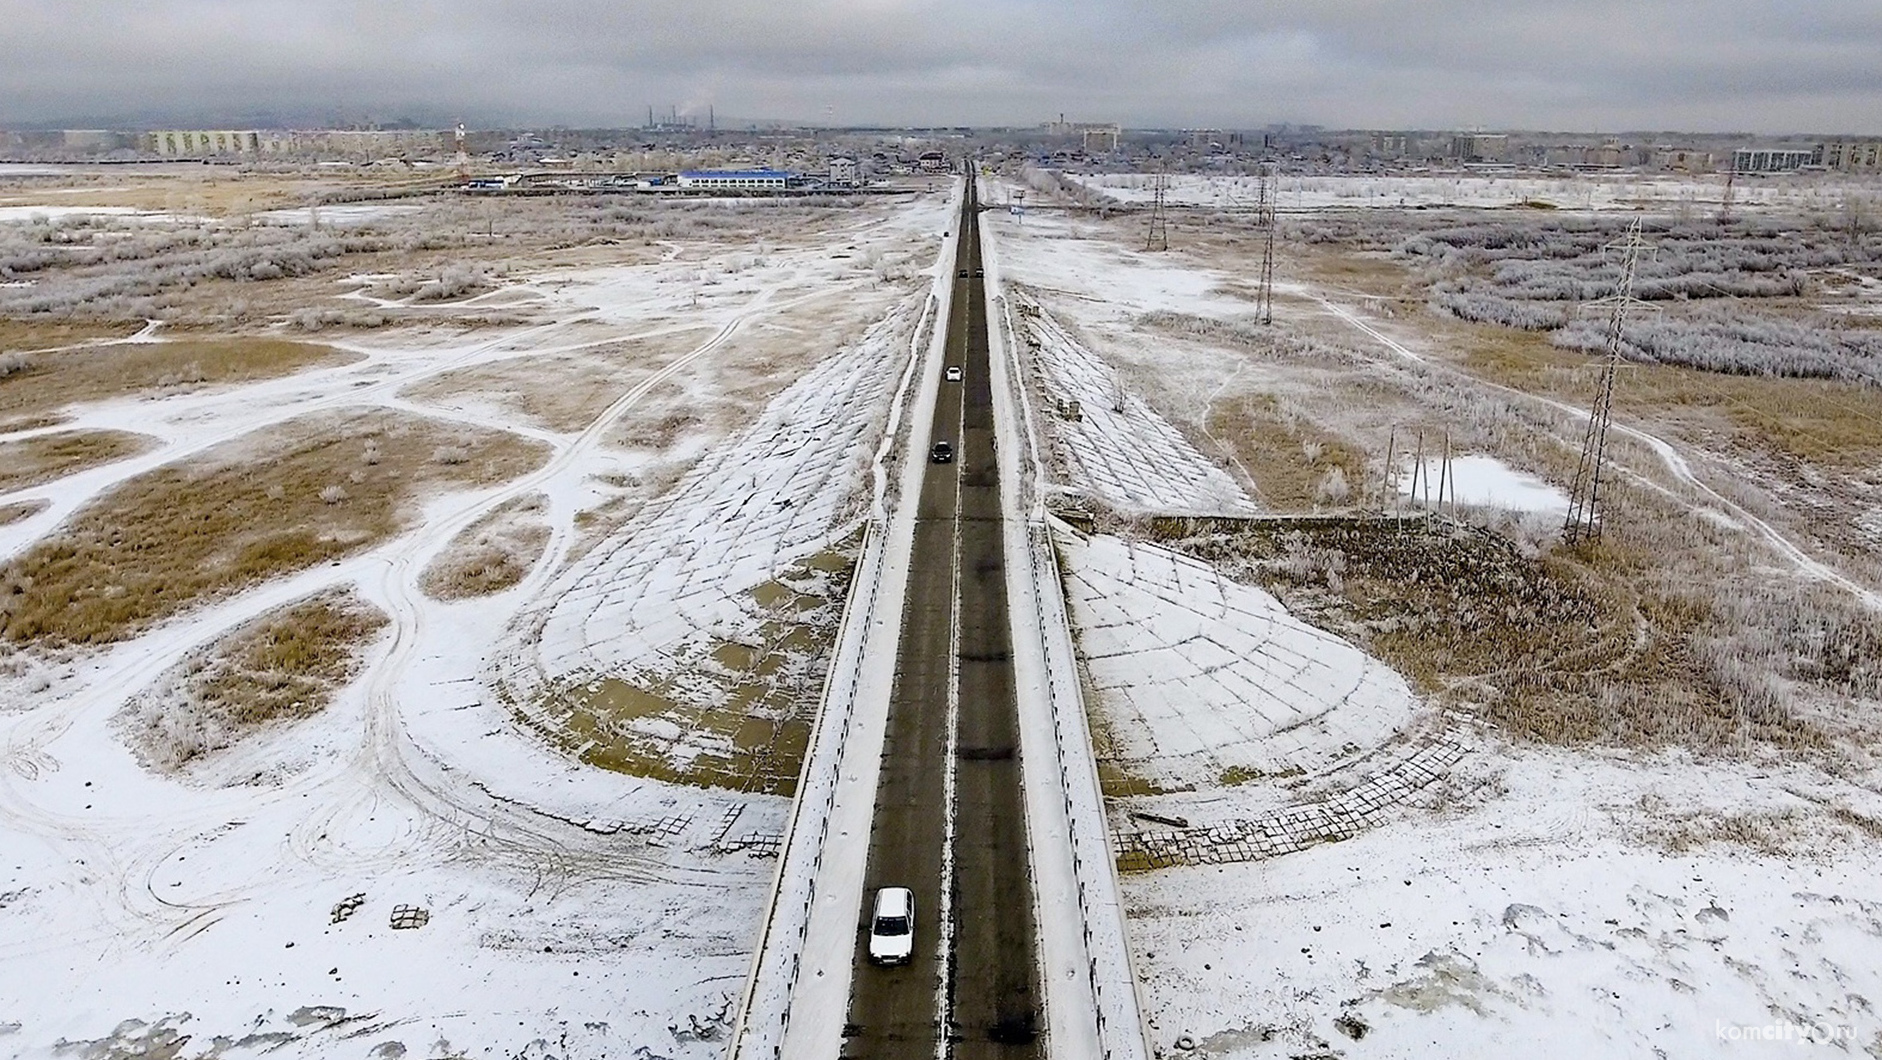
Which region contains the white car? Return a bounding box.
[944,365,963,382]
[868,886,915,965]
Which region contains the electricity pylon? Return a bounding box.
[1145,170,1169,251]
[1255,162,1277,325]
[1563,218,1653,545]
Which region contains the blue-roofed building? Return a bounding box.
[675,169,795,190]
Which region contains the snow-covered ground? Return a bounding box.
[258,204,428,226]
[1060,532,1416,790]
[0,189,952,1058]
[1073,171,1881,216]
[0,204,182,224]
[1127,744,1882,1059]
[1012,293,1256,515]
[994,174,1882,1059]
[492,295,917,798]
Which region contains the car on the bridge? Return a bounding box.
[945,365,963,382]
[868,886,915,966]
[929,440,954,463]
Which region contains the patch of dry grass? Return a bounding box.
[1150,516,1828,753]
[2,170,447,217]
[0,334,355,429]
[1203,392,1370,510]
[0,429,153,492]
[117,587,389,772]
[0,319,144,354]
[0,499,47,526]
[420,493,551,599]
[1455,317,1882,470]
[0,408,549,646]
[511,544,859,795]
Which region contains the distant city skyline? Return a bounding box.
[4,1,1880,135]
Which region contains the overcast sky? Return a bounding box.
[4,1,1880,133]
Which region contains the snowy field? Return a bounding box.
[988,174,1882,1059]
[1128,744,1882,1058]
[0,187,952,1058]
[1073,171,1882,216]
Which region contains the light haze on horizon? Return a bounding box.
[4,0,1880,134]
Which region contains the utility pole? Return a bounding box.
[1255,161,1277,325]
[1564,217,1653,545]
[1382,426,1397,514]
[1145,169,1170,251]
[1719,155,1738,224]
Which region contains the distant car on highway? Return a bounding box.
[972,268,984,278]
[929,440,954,464]
[945,365,963,382]
[868,886,915,966]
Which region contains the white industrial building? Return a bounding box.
[146,128,442,159]
[148,130,260,156]
[1823,140,1882,173]
[1732,146,1820,172]
[676,169,793,190]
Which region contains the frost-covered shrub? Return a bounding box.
[319,485,348,504]
[1316,466,1351,504]
[287,307,390,330]
[155,361,207,387]
[1435,291,1569,330]
[1135,309,1351,362]
[0,351,31,377]
[411,263,489,302]
[1551,308,1882,383]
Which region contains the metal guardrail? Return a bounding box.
[728,517,891,1060]
[730,261,949,1060]
[1024,522,1151,1060]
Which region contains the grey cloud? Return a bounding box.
[2,0,1878,131]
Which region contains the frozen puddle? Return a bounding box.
[259,204,428,226]
[1398,454,1568,514]
[0,205,163,224]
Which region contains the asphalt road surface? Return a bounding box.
[841,176,1041,1059]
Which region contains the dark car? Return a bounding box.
[929,440,955,463]
[957,269,969,277]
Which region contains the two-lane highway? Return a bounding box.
[841,174,1040,1059]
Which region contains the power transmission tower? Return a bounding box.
[1255,162,1277,324]
[1145,170,1170,251]
[1563,218,1653,545]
